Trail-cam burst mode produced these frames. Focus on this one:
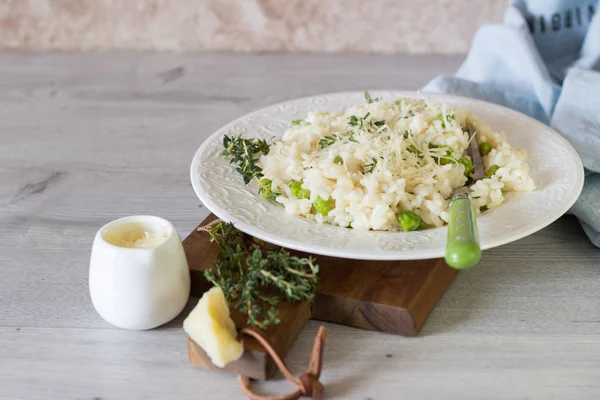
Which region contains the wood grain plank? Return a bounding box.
[2,325,600,400]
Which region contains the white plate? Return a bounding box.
[191,91,584,260]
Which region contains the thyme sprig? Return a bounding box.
[222,134,270,184]
[203,222,319,330]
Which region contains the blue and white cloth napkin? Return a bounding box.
[424,0,600,247]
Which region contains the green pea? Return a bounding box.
[333,156,344,165]
[441,150,454,165]
[458,156,474,177]
[297,189,310,199]
[313,196,335,216]
[290,180,303,196]
[407,145,422,157]
[397,210,422,232]
[260,179,275,199]
[290,180,311,199]
[429,144,454,165]
[485,164,500,179]
[479,141,492,156]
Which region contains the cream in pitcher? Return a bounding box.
[89,216,190,330]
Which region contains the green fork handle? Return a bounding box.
[445,194,481,269]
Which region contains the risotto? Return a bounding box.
[227,94,535,231]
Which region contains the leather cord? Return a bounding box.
[238,326,327,400]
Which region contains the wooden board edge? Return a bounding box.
[311,293,417,336]
[407,259,458,331]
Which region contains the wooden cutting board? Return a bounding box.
[184,214,457,380]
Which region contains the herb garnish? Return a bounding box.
[364,90,379,104]
[403,110,415,119]
[348,112,371,129]
[222,135,270,184]
[364,157,378,174]
[345,131,358,143]
[203,222,319,330]
[291,119,302,126]
[318,135,337,149]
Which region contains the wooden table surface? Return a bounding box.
[1,52,599,400]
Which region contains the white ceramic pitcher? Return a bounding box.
[89,215,190,330]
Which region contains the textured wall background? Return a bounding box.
[0,0,506,53]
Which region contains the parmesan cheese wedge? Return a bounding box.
[183,286,244,368]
